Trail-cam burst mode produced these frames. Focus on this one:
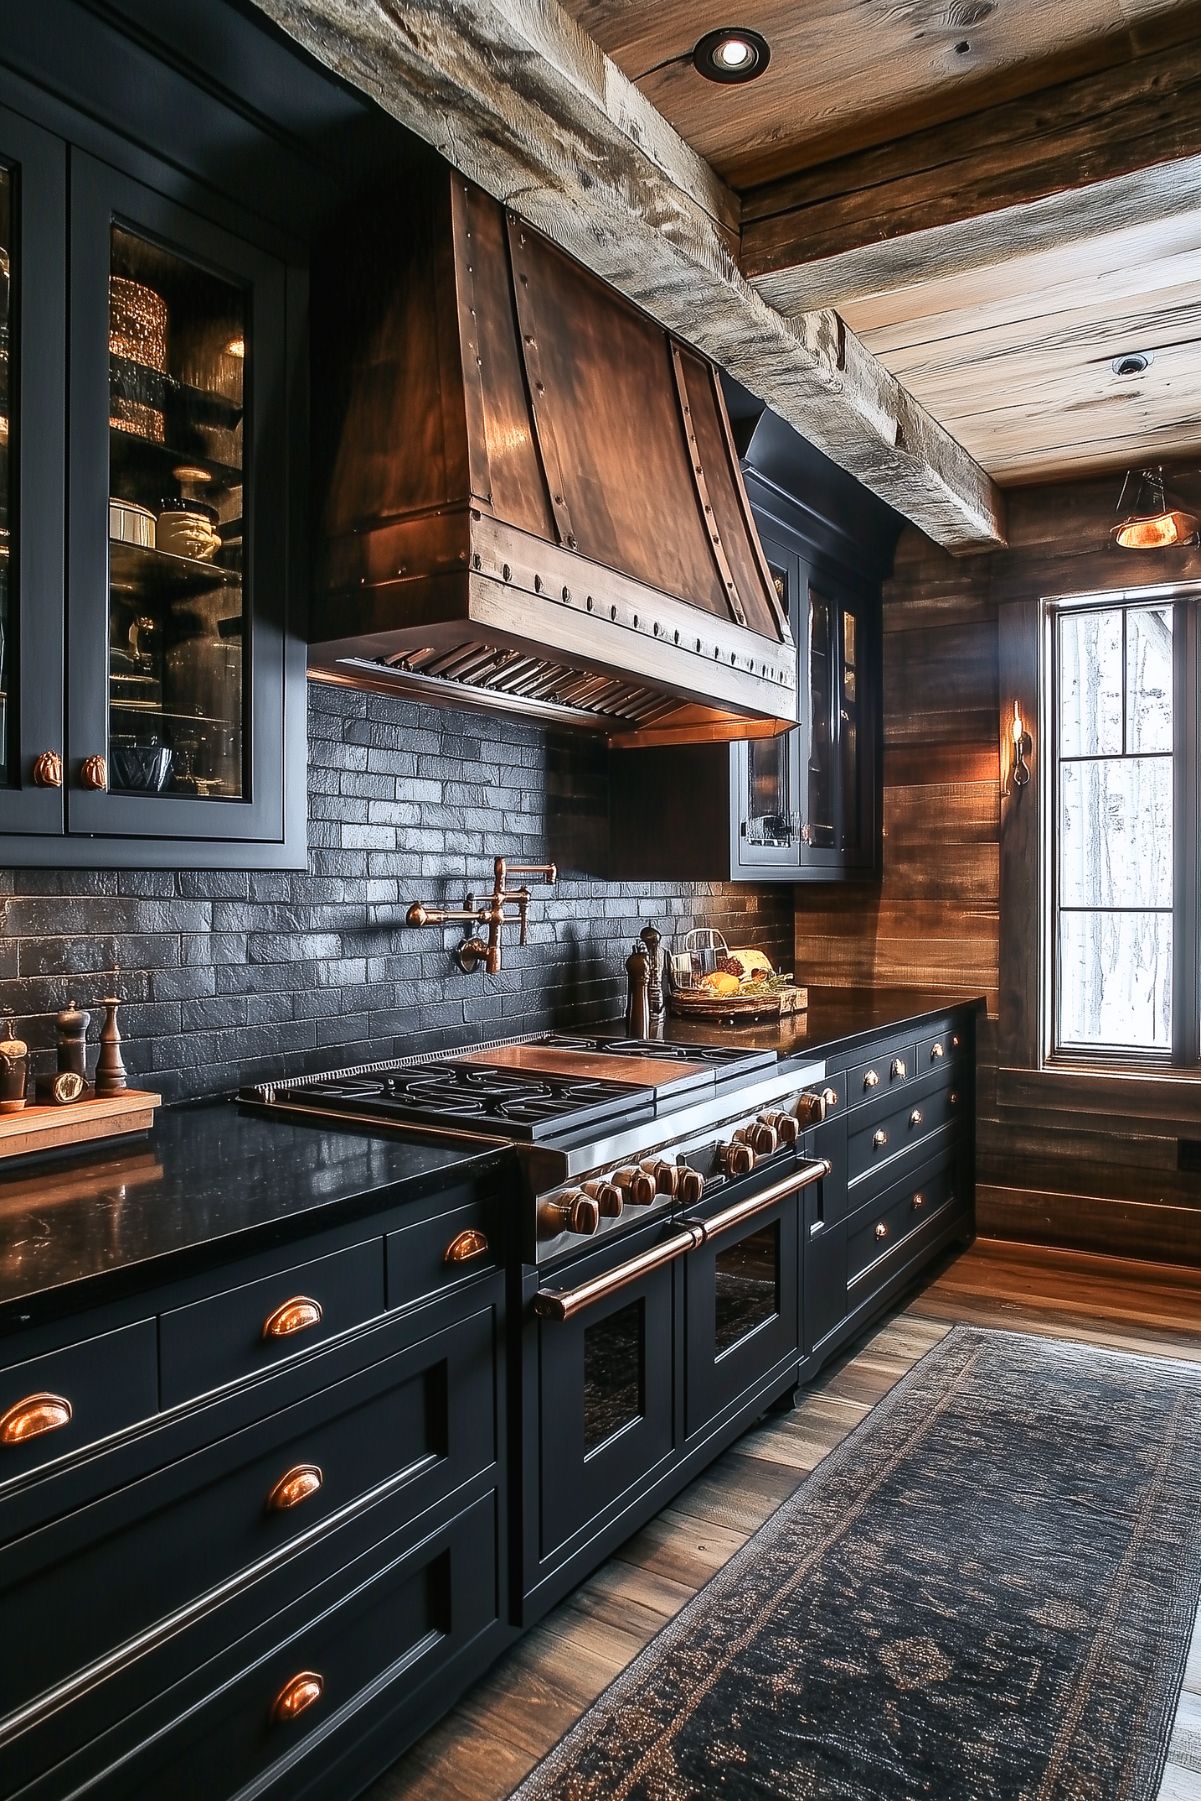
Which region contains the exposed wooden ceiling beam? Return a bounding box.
[742,16,1201,312]
[247,0,1005,551]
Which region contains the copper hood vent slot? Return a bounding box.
[308,169,796,745]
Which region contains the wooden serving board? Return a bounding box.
[0,1090,161,1161]
[670,986,809,1023]
[458,1045,714,1088]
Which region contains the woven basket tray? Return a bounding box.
[669,984,808,1023]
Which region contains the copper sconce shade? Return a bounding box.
[1112,468,1199,550]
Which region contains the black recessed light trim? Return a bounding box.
[1112,351,1154,377]
[692,27,771,84]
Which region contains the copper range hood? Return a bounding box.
[308,168,796,746]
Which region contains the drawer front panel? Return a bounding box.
[848,1161,962,1285]
[55,1490,500,1801]
[846,1042,917,1108]
[917,1026,967,1072]
[387,1191,499,1312]
[159,1237,385,1407]
[847,1072,965,1187]
[0,1321,156,1486]
[0,1299,498,1739]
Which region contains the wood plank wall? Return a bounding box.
[795,476,1201,1268]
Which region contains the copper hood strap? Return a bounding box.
[507,213,577,552]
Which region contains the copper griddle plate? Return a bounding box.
[457,1045,715,1090]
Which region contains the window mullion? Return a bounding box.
[1174,601,1200,1064]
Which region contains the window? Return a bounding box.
[1050,590,1199,1063]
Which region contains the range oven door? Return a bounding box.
[683,1157,823,1442]
[529,1220,689,1578]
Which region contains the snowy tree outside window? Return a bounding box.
[1053,599,1175,1055]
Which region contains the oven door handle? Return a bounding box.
[691,1157,832,1245]
[533,1224,705,1322]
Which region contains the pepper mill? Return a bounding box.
[94,994,129,1097]
[56,1000,91,1082]
[625,944,651,1039]
[640,922,667,1026]
[0,1021,28,1113]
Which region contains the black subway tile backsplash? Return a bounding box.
[0,689,792,1101]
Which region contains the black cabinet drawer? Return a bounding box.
[847,1073,965,1187]
[845,1042,916,1108]
[917,1026,967,1071]
[38,1489,500,1801]
[847,1161,962,1285]
[0,1293,501,1787]
[0,1321,156,1485]
[159,1237,385,1407]
[387,1191,499,1312]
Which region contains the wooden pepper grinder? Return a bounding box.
[56,1001,91,1082]
[625,943,651,1039]
[94,991,129,1097]
[640,922,667,1027]
[0,1021,28,1113]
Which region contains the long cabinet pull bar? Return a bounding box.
[533,1158,832,1323]
[693,1158,831,1244]
[534,1226,704,1322]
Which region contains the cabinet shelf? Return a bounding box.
[109,353,242,430]
[109,538,241,601]
[109,427,242,494]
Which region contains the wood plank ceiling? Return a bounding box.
[561,0,1201,488]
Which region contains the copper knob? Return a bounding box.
[540,1190,600,1237]
[794,1092,826,1129]
[931,1042,945,1061]
[272,1671,325,1724]
[912,1192,926,1211]
[873,1129,888,1149]
[863,1069,879,1090]
[678,1167,705,1205]
[718,1141,754,1177]
[891,1057,907,1079]
[950,1091,961,1106]
[32,751,63,789]
[822,1087,839,1111]
[763,1109,801,1145]
[743,1120,778,1156]
[613,1166,657,1206]
[874,1221,889,1241]
[951,1034,961,1050]
[582,1179,623,1218]
[80,755,108,791]
[641,1159,679,1197]
[909,1109,923,1127]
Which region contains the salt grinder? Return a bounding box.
[625,944,651,1039]
[94,994,129,1097]
[640,922,667,1026]
[56,1000,91,1082]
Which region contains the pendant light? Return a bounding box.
[1111,468,1198,550]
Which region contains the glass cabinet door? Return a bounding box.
[0,109,67,838]
[736,536,804,870]
[806,583,878,873]
[68,154,289,845]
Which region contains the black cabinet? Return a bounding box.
[610,424,894,886]
[0,66,306,866]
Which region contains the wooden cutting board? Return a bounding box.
[458,1045,714,1088]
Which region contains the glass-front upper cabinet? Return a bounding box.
[0,107,67,838]
[67,155,289,847]
[736,532,804,871]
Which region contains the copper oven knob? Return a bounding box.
[613,1166,657,1206]
[793,1092,826,1129]
[539,1191,600,1237]
[718,1140,754,1177]
[582,1179,623,1218]
[677,1167,705,1205]
[764,1109,801,1146]
[821,1087,839,1111]
[743,1120,778,1156]
[641,1159,679,1197]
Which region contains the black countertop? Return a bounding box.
[644,986,986,1068]
[0,1102,513,1334]
[0,988,982,1336]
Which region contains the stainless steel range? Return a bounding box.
[241,1031,831,1267]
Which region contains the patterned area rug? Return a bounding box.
[513,1325,1201,1801]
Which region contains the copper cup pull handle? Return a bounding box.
[931,1042,944,1060]
[0,1392,73,1445]
[444,1227,489,1266]
[272,1671,325,1724]
[267,1463,324,1512]
[32,751,64,789]
[863,1069,879,1089]
[909,1109,924,1127]
[80,755,108,791]
[873,1129,888,1148]
[262,1296,323,1340]
[874,1221,889,1241]
[912,1192,927,1211]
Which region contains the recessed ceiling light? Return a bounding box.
[692,27,771,83]
[1112,351,1153,377]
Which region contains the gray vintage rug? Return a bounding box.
[513,1325,1201,1801]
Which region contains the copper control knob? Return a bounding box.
[741,1120,778,1157]
[539,1190,600,1237]
[822,1087,839,1111]
[794,1092,827,1129]
[763,1109,802,1146]
[582,1179,623,1219]
[677,1167,705,1205]
[717,1140,755,1177]
[612,1166,657,1206]
[641,1159,679,1197]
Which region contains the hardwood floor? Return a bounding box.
[365,1239,1201,1801]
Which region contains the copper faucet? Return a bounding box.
[406,857,557,974]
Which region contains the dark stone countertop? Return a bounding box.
[0,1101,513,1335]
[648,986,987,1069]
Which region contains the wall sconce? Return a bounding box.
[1112,467,1199,549]
[1009,702,1032,793]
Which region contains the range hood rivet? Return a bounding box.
[633,613,640,628]
[610,605,618,620]
[674,630,681,643]
[586,596,594,611]
[653,622,661,636]
[502,564,512,581]
[534,575,543,592]
[562,586,571,602]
